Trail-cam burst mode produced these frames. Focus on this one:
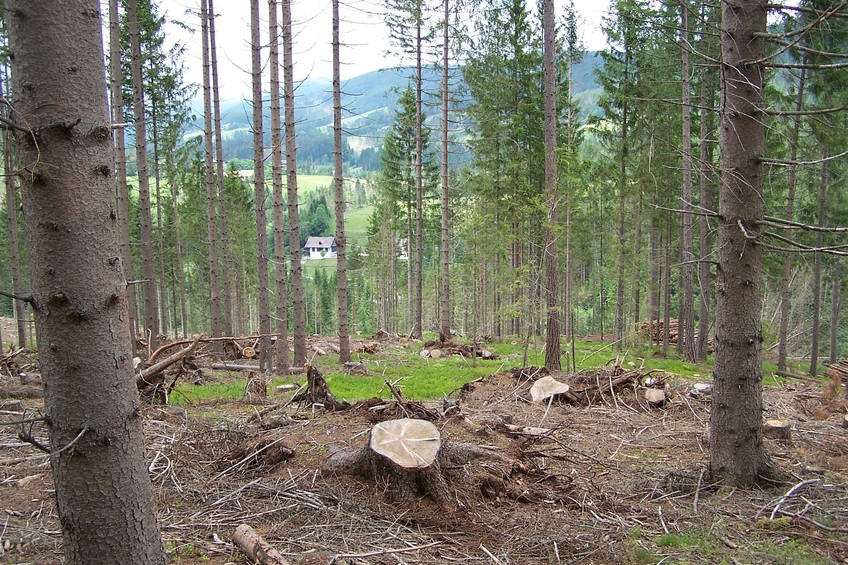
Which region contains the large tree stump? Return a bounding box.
[326,418,495,507]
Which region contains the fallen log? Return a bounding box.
[210,362,304,374]
[233,524,291,565]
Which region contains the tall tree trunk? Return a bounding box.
[200,0,223,343]
[696,18,716,361]
[542,0,560,370]
[777,64,806,372]
[711,0,775,486]
[282,0,307,365]
[332,0,351,363]
[151,104,168,336]
[614,190,626,350]
[809,154,827,377]
[268,0,290,374]
[630,188,643,334]
[128,0,159,347]
[7,1,165,561]
[649,219,660,346]
[1,74,26,348]
[680,1,696,362]
[251,0,272,371]
[407,198,414,332]
[108,0,137,347]
[413,4,424,340]
[167,152,188,338]
[614,99,627,350]
[663,218,671,356]
[439,0,452,343]
[829,263,839,365]
[208,0,234,337]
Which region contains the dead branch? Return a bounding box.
[210,362,303,373]
[233,524,291,565]
[146,334,280,364]
[137,336,200,390]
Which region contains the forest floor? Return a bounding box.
[1,332,847,564]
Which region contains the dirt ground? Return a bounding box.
[1,338,847,564]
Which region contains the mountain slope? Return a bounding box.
[201,54,603,167]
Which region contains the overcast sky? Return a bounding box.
[154,0,610,103]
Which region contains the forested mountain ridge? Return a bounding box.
[196,53,603,167]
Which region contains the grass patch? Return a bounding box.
[171,380,246,405]
[749,538,831,565]
[168,332,801,406]
[342,205,373,246]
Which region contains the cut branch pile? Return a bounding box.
[502,363,662,407]
[422,340,499,360]
[224,432,296,476]
[357,381,440,422]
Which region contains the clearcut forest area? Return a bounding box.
[2,0,848,563]
[2,327,847,564]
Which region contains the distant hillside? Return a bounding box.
[200,53,603,169]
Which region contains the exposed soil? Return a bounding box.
[1,339,847,564]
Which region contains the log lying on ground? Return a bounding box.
[326,418,496,507]
[233,524,291,565]
[210,362,303,374]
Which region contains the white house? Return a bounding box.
[304,236,337,260]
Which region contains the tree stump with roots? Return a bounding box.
[326,418,495,508]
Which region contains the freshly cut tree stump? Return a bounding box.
[327,418,495,507]
[763,419,792,441]
[530,376,572,404]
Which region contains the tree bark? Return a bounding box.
[251,0,272,372]
[128,0,159,347]
[542,0,560,371]
[268,0,290,375]
[201,0,223,345]
[711,0,776,487]
[332,0,351,363]
[282,0,307,366]
[7,1,165,561]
